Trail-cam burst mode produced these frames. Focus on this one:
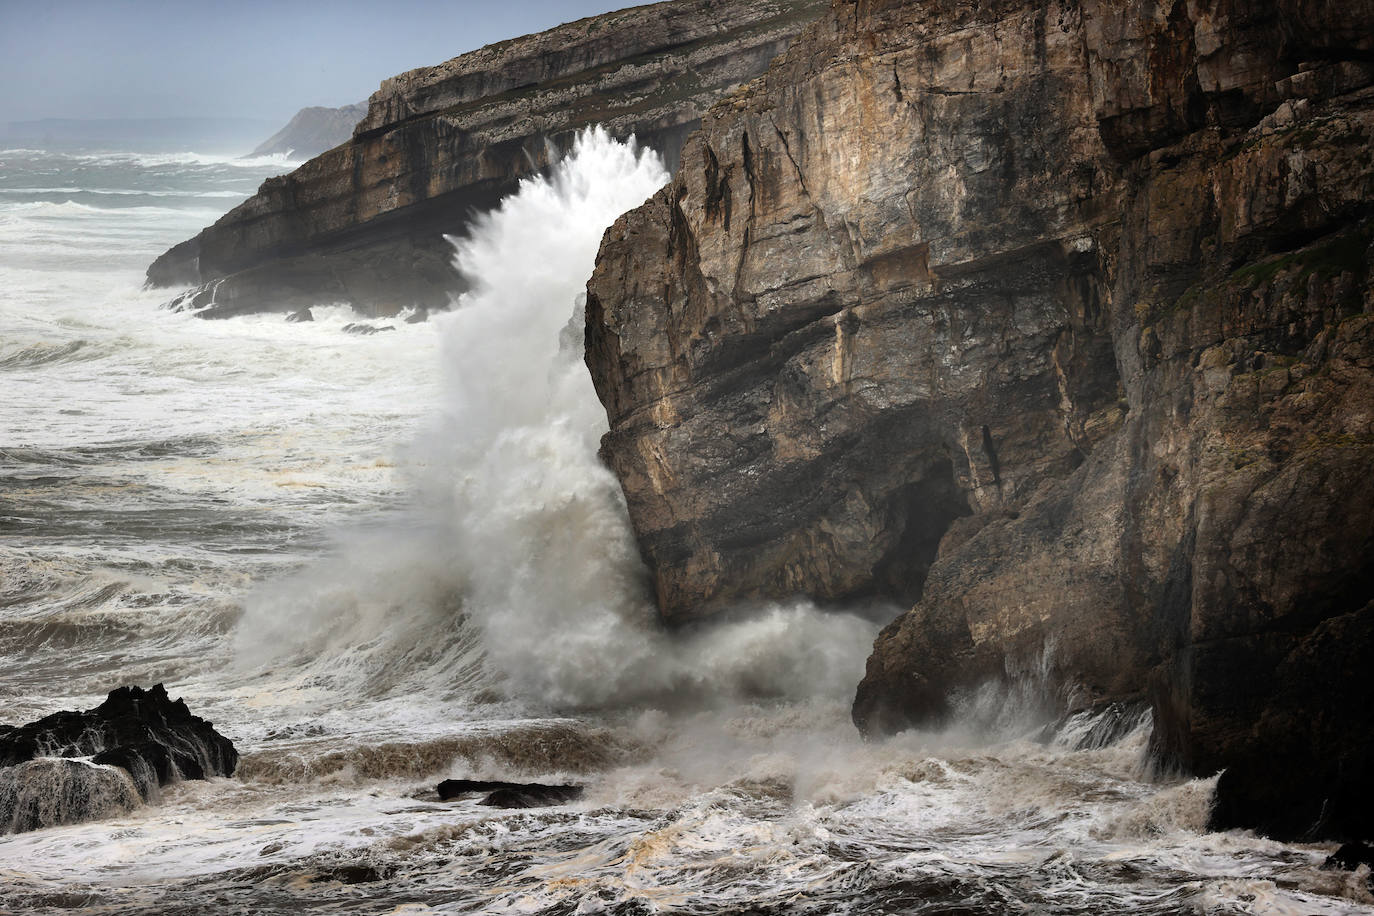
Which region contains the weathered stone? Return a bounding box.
[585,0,1374,840]
[0,684,238,796]
[146,0,827,318]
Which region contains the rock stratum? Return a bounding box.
[585,0,1374,840]
[146,0,826,318]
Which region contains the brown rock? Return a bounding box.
[585,0,1374,840]
[145,0,827,318]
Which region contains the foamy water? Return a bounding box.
[0,137,1368,915]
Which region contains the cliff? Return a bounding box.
[145,0,826,319]
[585,0,1374,840]
[248,104,367,159]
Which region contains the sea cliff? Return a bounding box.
[585,0,1374,839]
[249,104,367,159]
[145,0,825,318]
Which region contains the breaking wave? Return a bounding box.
[233,128,882,713]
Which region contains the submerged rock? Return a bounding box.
[437,778,583,808]
[0,684,237,831]
[341,322,395,335]
[285,308,313,323]
[0,758,141,835]
[1325,842,1374,872]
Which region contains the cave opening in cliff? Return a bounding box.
[871,456,972,608]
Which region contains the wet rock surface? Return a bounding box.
[146,0,826,319]
[0,684,238,817]
[1325,842,1374,872]
[586,0,1374,840]
[437,779,584,807]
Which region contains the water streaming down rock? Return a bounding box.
[0,759,142,836]
[0,684,237,833]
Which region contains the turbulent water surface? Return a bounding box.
[0,136,1369,915]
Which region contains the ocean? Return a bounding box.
[0,134,1369,915]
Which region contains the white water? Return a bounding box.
[0,133,1369,915]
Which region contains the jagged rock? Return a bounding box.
[341,322,395,335]
[285,308,314,323]
[145,0,827,319]
[585,0,1374,841]
[0,758,141,835]
[0,684,238,814]
[249,103,366,159]
[437,778,583,807]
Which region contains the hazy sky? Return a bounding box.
[0,1,621,123]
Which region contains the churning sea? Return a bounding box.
[0,136,1368,915]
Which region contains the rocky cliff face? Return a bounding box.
[249,104,367,159]
[585,0,1374,840]
[146,0,826,319]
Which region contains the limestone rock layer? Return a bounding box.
[146,0,826,318]
[584,0,1374,839]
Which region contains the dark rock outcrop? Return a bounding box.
[146,0,827,319]
[437,778,583,807]
[585,0,1374,840]
[1325,841,1374,872]
[0,683,238,825]
[249,103,367,159]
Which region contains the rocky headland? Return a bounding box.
[585,0,1374,840]
[146,0,826,318]
[249,103,368,159]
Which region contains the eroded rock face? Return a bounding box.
[585,0,1374,839]
[146,0,826,318]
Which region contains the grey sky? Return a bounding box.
[0,1,622,123]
